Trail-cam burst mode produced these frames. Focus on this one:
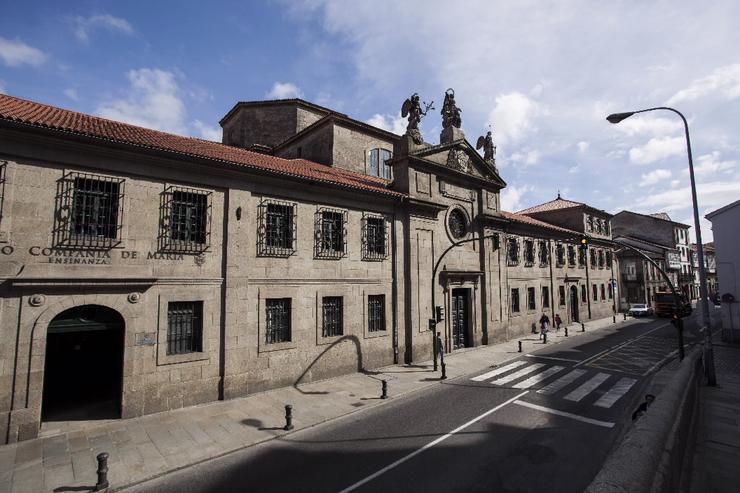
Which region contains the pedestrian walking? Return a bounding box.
[539,313,550,339]
[554,313,562,332]
[436,332,445,365]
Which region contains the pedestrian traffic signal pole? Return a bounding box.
[613,240,685,361]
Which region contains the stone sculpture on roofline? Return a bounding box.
[440,88,465,144]
[476,128,497,170]
[401,92,434,145]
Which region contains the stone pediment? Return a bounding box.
[409,139,506,188]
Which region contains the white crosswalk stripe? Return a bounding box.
[490,363,546,386]
[593,377,637,408]
[564,372,610,402]
[471,361,528,382]
[536,369,587,395]
[512,365,564,389]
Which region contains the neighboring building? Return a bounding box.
[690,243,718,299]
[706,200,740,341]
[0,92,616,443]
[611,211,691,307]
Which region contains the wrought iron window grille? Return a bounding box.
[559,286,566,307]
[159,186,212,253]
[511,288,520,313]
[538,241,549,267]
[0,162,6,227]
[542,286,550,308]
[265,298,291,343]
[368,295,386,332]
[555,244,565,267]
[322,296,344,337]
[598,250,605,268]
[527,287,536,310]
[590,249,597,268]
[258,199,297,257]
[524,240,535,267]
[167,301,203,355]
[567,245,577,266]
[578,248,586,268]
[315,208,347,259]
[507,238,519,266]
[53,171,125,249]
[362,213,388,261]
[581,284,587,303]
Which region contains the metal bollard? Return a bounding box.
[581,323,585,332]
[565,326,568,337]
[94,452,109,491]
[613,315,616,323]
[284,404,294,431]
[441,363,447,380]
[543,332,547,344]
[624,312,627,321]
[381,379,388,399]
[518,341,522,352]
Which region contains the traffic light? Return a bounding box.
[580,235,588,255]
[435,305,445,322]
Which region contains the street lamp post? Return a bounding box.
[607,107,716,385]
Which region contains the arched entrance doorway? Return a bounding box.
[570,286,580,323]
[42,305,124,421]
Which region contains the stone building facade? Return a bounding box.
[0,92,617,443]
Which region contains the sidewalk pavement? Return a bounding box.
[688,341,740,492]
[0,315,630,493]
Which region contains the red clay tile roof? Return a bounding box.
[501,211,580,236]
[517,196,585,214]
[0,93,403,198]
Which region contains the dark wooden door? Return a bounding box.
[570,286,579,323]
[451,289,470,349]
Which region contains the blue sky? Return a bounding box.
[2,0,739,242]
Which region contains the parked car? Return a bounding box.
[628,303,654,317]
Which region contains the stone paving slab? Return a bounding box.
[0,315,631,493]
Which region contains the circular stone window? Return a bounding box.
[448,208,469,239]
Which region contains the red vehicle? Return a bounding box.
[654,291,692,317]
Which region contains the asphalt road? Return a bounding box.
[126,315,703,493]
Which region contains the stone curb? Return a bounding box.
[584,346,702,493]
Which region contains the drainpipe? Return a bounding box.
[585,246,592,319]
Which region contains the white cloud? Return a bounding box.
[693,151,736,175]
[366,113,406,135]
[635,180,740,216]
[192,120,222,141]
[639,168,671,187]
[568,165,579,174]
[97,68,187,133]
[668,63,740,104]
[489,92,543,147]
[63,88,79,101]
[501,184,534,212]
[0,37,47,67]
[628,136,685,165]
[670,180,681,189]
[72,14,134,42]
[509,149,540,166]
[265,82,304,99]
[612,115,683,137]
[576,141,589,153]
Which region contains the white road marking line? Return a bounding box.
[563,372,611,402]
[471,360,528,382]
[577,322,670,367]
[337,391,529,493]
[525,354,582,363]
[512,366,564,389]
[490,363,546,386]
[513,400,615,428]
[537,369,587,395]
[593,377,637,408]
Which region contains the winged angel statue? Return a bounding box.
[476,130,496,163]
[401,93,434,144]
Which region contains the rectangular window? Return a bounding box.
[362,214,387,260]
[527,287,536,310]
[322,296,344,337]
[507,238,519,265]
[161,186,211,252]
[538,240,548,266]
[608,283,613,299]
[57,172,125,248]
[265,298,291,344]
[592,284,598,301]
[559,285,566,307]
[600,284,606,301]
[368,148,393,179]
[524,240,535,266]
[590,249,597,268]
[315,208,347,259]
[542,286,550,308]
[556,243,565,267]
[598,250,605,268]
[567,245,576,266]
[511,288,520,313]
[368,295,386,332]
[581,284,587,303]
[258,200,296,257]
[0,162,7,227]
[587,215,593,232]
[606,251,612,267]
[578,247,586,267]
[167,301,203,355]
